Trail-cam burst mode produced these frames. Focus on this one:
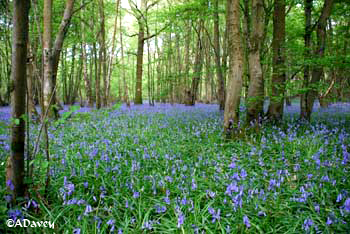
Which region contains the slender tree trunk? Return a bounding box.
[184,20,191,103]
[27,40,39,117]
[119,6,130,107]
[107,0,121,104]
[186,20,204,106]
[134,0,146,104]
[42,0,55,117]
[81,7,93,107]
[246,0,265,125]
[224,0,244,138]
[8,0,30,199]
[300,0,312,120]
[98,0,107,106]
[267,0,286,122]
[213,0,225,110]
[68,44,76,104]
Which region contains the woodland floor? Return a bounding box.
[0,101,350,233]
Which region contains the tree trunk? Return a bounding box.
[119,5,130,107]
[98,0,107,106]
[8,0,30,199]
[303,0,334,121]
[186,20,204,106]
[267,0,286,123]
[213,0,225,110]
[224,0,244,138]
[42,0,56,117]
[246,0,265,125]
[300,0,312,120]
[134,0,146,105]
[26,40,39,117]
[81,4,93,107]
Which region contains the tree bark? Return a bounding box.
[213,0,225,110]
[81,3,93,107]
[302,0,334,121]
[119,6,130,107]
[246,0,265,125]
[305,0,334,119]
[224,0,244,138]
[300,0,312,120]
[134,0,146,105]
[42,0,55,117]
[267,0,286,123]
[186,20,204,106]
[8,0,30,199]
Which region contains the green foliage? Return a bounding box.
[54,105,81,127]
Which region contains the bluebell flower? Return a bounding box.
[326,217,333,225]
[229,162,236,169]
[303,218,313,231]
[344,198,350,212]
[258,211,266,217]
[84,205,93,215]
[177,212,184,228]
[336,193,343,202]
[314,204,320,213]
[6,179,14,191]
[133,191,140,198]
[240,169,247,179]
[73,228,81,234]
[243,215,251,228]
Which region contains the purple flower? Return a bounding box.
[83,182,88,188]
[314,204,320,213]
[142,220,152,230]
[107,219,115,225]
[229,162,236,169]
[240,169,247,179]
[293,164,300,172]
[6,179,14,191]
[84,205,93,215]
[191,179,197,190]
[344,198,350,212]
[164,196,170,205]
[336,193,343,202]
[133,191,140,198]
[303,218,313,231]
[326,217,333,225]
[243,215,251,228]
[258,211,266,217]
[181,197,187,205]
[208,207,221,223]
[73,228,81,234]
[4,195,12,203]
[177,213,185,228]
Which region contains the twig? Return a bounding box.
[30,84,57,177]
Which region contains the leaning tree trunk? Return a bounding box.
[8,0,30,199]
[246,0,265,125]
[224,0,244,138]
[305,0,334,120]
[267,0,286,123]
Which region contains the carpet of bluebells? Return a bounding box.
[0,101,350,233]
